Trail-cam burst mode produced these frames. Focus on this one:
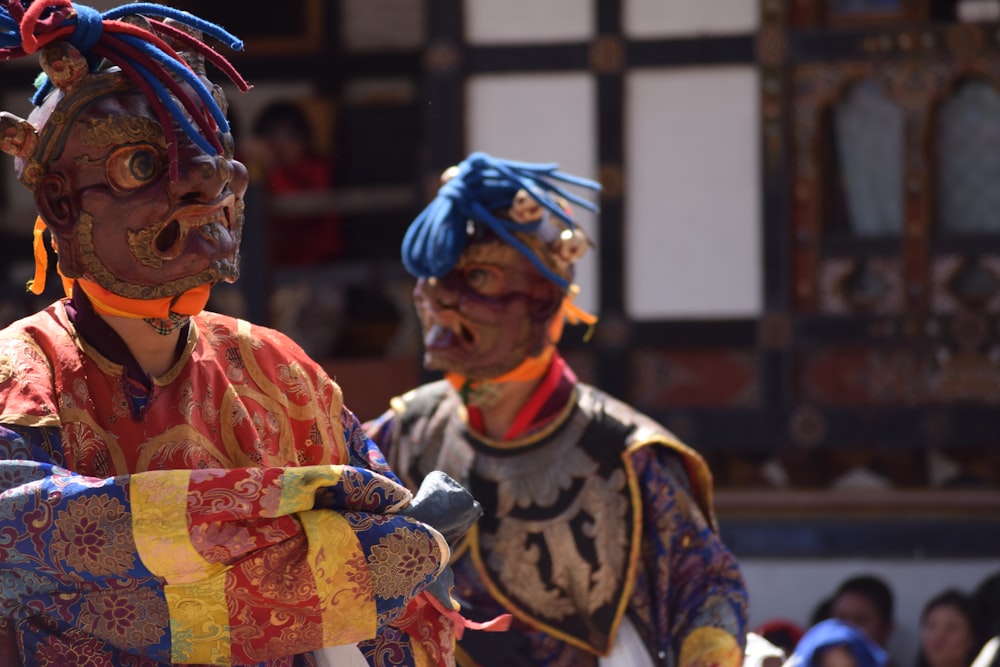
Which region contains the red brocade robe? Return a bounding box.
[0,300,454,666]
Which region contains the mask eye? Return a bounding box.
[106,144,161,193]
[462,265,505,296]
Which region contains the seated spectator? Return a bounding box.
[824,575,896,650]
[249,99,343,267]
[813,598,834,625]
[916,589,987,667]
[785,619,888,667]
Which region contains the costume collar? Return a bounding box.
[466,352,577,440]
[67,283,190,410]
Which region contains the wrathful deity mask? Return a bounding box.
[30,81,246,299]
[0,8,249,301]
[414,235,564,380]
[401,153,602,380]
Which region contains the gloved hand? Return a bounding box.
[400,470,482,543]
[400,471,482,609]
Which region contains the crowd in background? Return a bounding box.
[747,571,1000,667]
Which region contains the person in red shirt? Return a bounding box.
[250,100,344,267]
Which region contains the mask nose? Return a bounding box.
[174,151,232,201]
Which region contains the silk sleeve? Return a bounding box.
[0,424,449,666]
[362,408,397,453]
[343,405,403,485]
[631,444,748,667]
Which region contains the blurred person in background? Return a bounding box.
[786,619,888,667]
[820,575,896,652]
[915,589,987,667]
[249,99,343,267]
[756,619,806,657]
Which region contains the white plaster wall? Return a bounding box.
[623,0,760,38]
[740,558,1000,667]
[466,73,600,316]
[625,66,761,319]
[341,0,425,52]
[464,0,595,44]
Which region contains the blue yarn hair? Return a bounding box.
[401,152,601,290]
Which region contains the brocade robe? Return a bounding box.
[365,354,748,667]
[0,300,453,667]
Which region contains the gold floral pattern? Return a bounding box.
[2,304,451,666]
[343,548,372,601]
[78,585,167,649]
[50,495,135,576]
[35,633,110,667]
[240,536,316,602]
[0,354,13,385]
[277,362,311,401]
[368,526,439,599]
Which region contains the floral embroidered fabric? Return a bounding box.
[365,361,748,667]
[0,301,453,666]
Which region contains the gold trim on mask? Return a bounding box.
[78,115,166,149]
[22,72,135,189]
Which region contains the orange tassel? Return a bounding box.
[562,285,597,342]
[26,216,48,295]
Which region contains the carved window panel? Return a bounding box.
[792,64,909,314]
[625,348,762,411]
[789,59,1000,315]
[798,331,1000,407]
[931,256,1000,312]
[819,257,905,314]
[828,80,904,238]
[929,71,1000,315]
[935,78,1000,235]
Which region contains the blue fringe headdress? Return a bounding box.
[0,1,249,183]
[401,151,601,293]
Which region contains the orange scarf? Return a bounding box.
[27,216,211,319]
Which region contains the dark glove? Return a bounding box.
[399,470,482,543]
[399,471,481,609]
